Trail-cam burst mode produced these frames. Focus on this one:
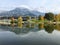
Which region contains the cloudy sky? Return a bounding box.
[0,0,60,13]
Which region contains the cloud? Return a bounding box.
[18,5,32,10]
[35,0,60,13]
[0,0,60,13]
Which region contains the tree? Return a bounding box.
[44,12,54,21]
[17,16,23,28]
[38,15,41,20]
[10,17,15,24]
[38,15,44,22]
[18,16,23,23]
[26,16,31,21]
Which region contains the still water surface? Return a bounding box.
[0,23,60,45]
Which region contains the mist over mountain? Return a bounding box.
[0,7,45,17]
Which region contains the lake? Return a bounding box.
[0,23,60,45]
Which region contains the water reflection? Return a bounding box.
[25,23,31,28]
[31,23,35,28]
[0,23,60,34]
[38,23,44,29]
[44,24,54,33]
[18,23,23,28]
[10,23,60,34]
[54,24,60,31]
[0,23,60,45]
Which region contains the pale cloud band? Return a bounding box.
[0,0,60,13]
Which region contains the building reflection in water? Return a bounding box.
[25,23,35,28]
[10,23,15,29]
[31,23,35,28]
[25,23,31,28]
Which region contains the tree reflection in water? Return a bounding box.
[54,24,60,31]
[44,24,54,33]
[38,23,44,30]
[18,23,23,28]
[1,23,60,34]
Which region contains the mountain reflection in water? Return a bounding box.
[0,23,60,45]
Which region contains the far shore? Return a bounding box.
[0,19,60,25]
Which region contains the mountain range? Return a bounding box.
[0,7,45,17]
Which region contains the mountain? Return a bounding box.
[0,7,45,17]
[0,10,7,13]
[32,10,45,16]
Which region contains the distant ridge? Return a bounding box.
[0,7,45,17]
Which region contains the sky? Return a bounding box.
[0,0,60,13]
